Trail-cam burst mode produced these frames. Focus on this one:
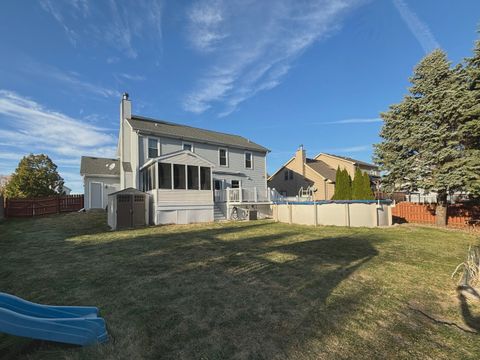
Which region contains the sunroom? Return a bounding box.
[139,150,215,225]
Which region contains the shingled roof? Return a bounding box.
[127,115,269,153]
[320,153,377,168]
[80,156,120,176]
[306,159,337,182]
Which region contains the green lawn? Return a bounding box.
[1,213,480,359]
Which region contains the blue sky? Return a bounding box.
[0,0,479,193]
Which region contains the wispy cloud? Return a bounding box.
[323,145,371,153]
[392,0,440,53]
[321,118,382,125]
[117,73,147,82]
[22,62,120,99]
[0,90,117,190]
[187,0,228,52]
[39,0,163,59]
[183,0,364,116]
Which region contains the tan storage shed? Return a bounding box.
[108,188,149,230]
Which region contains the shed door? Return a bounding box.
[132,195,145,227]
[117,195,133,229]
[90,182,103,209]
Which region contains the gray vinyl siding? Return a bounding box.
[138,134,267,194]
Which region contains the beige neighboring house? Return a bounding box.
[268,146,380,201]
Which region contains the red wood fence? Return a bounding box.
[5,195,84,218]
[392,202,480,228]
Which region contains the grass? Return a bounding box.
[1,212,480,359]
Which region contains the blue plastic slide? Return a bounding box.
[0,292,108,346]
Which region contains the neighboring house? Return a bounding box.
[81,94,270,224]
[268,146,379,200]
[62,186,72,195]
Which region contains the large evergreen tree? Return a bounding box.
[362,172,374,200]
[4,154,64,198]
[375,49,479,225]
[332,167,352,200]
[351,167,364,200]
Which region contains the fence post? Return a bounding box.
[314,203,318,226]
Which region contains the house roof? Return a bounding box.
[80,156,120,176]
[318,153,377,168]
[127,115,269,153]
[305,159,337,182]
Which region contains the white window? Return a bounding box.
[245,152,253,169]
[219,148,228,167]
[231,180,240,188]
[183,142,194,152]
[148,138,159,158]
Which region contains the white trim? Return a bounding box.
[182,141,194,152]
[89,181,104,209]
[140,150,215,170]
[218,147,229,167]
[245,151,253,170]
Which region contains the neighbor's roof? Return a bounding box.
[80,156,120,176]
[319,153,377,168]
[306,159,337,182]
[127,115,269,153]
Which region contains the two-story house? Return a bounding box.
[268,146,380,201]
[81,94,270,224]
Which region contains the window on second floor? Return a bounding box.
[183,142,193,152]
[219,148,228,166]
[148,138,159,158]
[245,152,253,169]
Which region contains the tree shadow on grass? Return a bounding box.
[1,214,380,359]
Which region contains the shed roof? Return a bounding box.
[108,187,147,197]
[80,156,120,176]
[128,115,269,153]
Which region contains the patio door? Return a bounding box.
[214,179,224,202]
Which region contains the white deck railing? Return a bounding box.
[214,187,272,203]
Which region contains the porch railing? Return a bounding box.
[214,187,273,203]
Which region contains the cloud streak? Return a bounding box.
[392,0,440,53]
[0,90,117,191]
[39,0,163,59]
[320,118,382,125]
[183,0,364,116]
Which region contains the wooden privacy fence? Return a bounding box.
[5,195,84,217]
[0,195,4,220]
[392,202,480,228]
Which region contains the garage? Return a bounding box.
[107,188,149,230]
